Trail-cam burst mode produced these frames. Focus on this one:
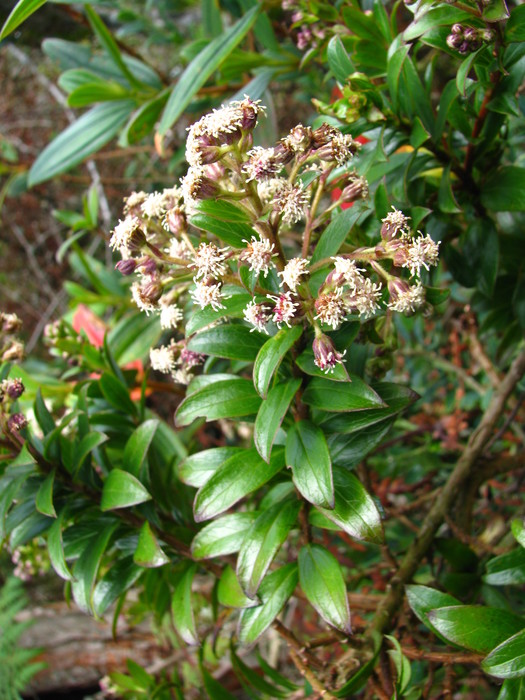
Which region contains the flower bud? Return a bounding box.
[2,341,24,363]
[2,379,25,400]
[165,207,187,236]
[284,125,313,153]
[8,413,27,433]
[312,334,346,374]
[115,259,137,276]
[137,257,158,276]
[451,23,463,35]
[341,176,368,203]
[0,313,22,334]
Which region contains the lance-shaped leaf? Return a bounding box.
[187,324,266,362]
[483,547,525,586]
[36,469,56,518]
[194,448,284,522]
[428,606,525,654]
[175,378,261,427]
[0,0,47,41]
[497,678,525,700]
[171,562,198,645]
[298,544,351,635]
[134,521,169,568]
[310,468,383,543]
[238,564,298,646]
[72,522,119,613]
[253,325,303,398]
[47,511,74,582]
[218,565,259,609]
[254,378,301,462]
[186,290,252,335]
[230,644,289,698]
[302,376,384,412]
[123,419,159,478]
[158,7,259,135]
[191,512,258,559]
[177,447,244,488]
[482,628,525,679]
[286,420,334,509]
[101,469,152,511]
[237,499,300,599]
[93,556,142,616]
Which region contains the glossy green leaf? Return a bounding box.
[403,6,473,41]
[512,520,525,548]
[387,38,410,112]
[191,198,251,223]
[498,677,525,700]
[327,35,354,83]
[35,469,56,518]
[286,420,334,509]
[428,606,525,654]
[438,164,461,213]
[171,562,198,645]
[186,290,253,335]
[482,0,509,22]
[406,584,460,642]
[298,544,351,634]
[134,521,169,567]
[481,167,525,211]
[483,548,525,586]
[254,378,301,462]
[101,469,152,511]
[67,81,131,107]
[28,100,135,186]
[93,555,142,615]
[302,376,384,412]
[506,5,525,42]
[158,7,259,135]
[311,206,365,264]
[47,511,74,581]
[253,325,303,398]
[34,388,55,435]
[99,372,136,415]
[72,431,108,475]
[386,635,412,695]
[482,628,525,679]
[456,49,481,97]
[237,499,300,598]
[175,378,261,427]
[122,419,159,478]
[189,213,255,248]
[122,89,170,145]
[202,666,237,700]
[194,448,284,522]
[218,565,259,609]
[191,512,258,559]
[177,447,244,488]
[295,348,350,382]
[0,0,47,41]
[72,521,118,613]
[311,468,383,543]
[238,563,298,645]
[230,644,288,698]
[188,324,266,362]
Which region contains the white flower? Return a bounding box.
[131,281,157,314]
[274,182,309,225]
[242,147,281,182]
[166,238,191,260]
[123,191,148,214]
[142,191,168,219]
[191,242,230,280]
[331,257,366,293]
[109,216,143,253]
[267,292,299,328]
[243,300,272,334]
[159,303,184,329]
[240,236,276,277]
[190,280,225,311]
[349,278,382,318]
[314,292,347,330]
[150,345,176,374]
[381,206,411,239]
[278,257,309,292]
[388,281,425,313]
[403,234,440,277]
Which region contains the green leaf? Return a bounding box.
[72,521,118,613]
[47,511,74,581]
[483,548,525,586]
[457,48,482,97]
[177,447,244,488]
[191,512,258,559]
[189,213,255,248]
[506,5,525,42]
[512,520,525,548]
[482,0,509,22]
[386,635,412,695]
[72,431,108,475]
[171,561,198,645]
[302,376,385,412]
[191,198,251,223]
[298,544,351,635]
[28,100,135,186]
[387,38,410,113]
[35,469,56,518]
[193,448,284,522]
[34,388,55,435]
[238,563,298,645]
[93,555,142,615]
[133,521,169,567]
[218,565,259,609]
[188,324,266,362]
[122,419,159,478]
[438,164,461,214]
[230,644,288,698]
[405,584,460,642]
[310,468,383,543]
[403,6,473,41]
[327,35,355,83]
[286,420,334,509]
[99,372,137,416]
[311,206,365,264]
[186,290,253,335]
[0,0,47,41]
[237,499,300,598]
[101,469,152,511]
[428,606,525,654]
[482,628,525,679]
[175,378,262,427]
[122,89,170,145]
[253,325,303,398]
[202,666,237,700]
[498,678,525,700]
[481,167,525,212]
[67,81,131,107]
[158,7,259,135]
[254,378,301,462]
[295,348,350,382]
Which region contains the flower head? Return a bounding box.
[331,257,366,293]
[190,280,225,311]
[381,207,411,241]
[402,234,440,277]
[243,147,282,182]
[159,302,184,330]
[191,242,230,280]
[313,335,347,374]
[243,300,272,334]
[150,345,177,374]
[347,278,382,318]
[278,257,309,292]
[314,292,347,330]
[110,217,145,253]
[240,236,276,277]
[274,182,309,225]
[388,279,425,313]
[268,292,299,328]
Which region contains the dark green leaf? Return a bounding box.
[158,7,259,135]
[438,164,461,214]
[482,628,525,679]
[483,548,525,586]
[177,447,244,488]
[253,325,303,398]
[327,36,355,83]
[47,511,74,581]
[286,420,334,509]
[310,468,383,543]
[67,81,131,107]
[35,469,56,518]
[481,167,525,211]
[238,563,298,645]
[93,555,142,615]
[72,522,118,613]
[134,521,169,567]
[202,666,237,700]
[99,372,137,416]
[427,606,525,654]
[295,348,350,382]
[237,499,300,598]
[0,0,47,41]
[34,388,55,435]
[298,544,351,634]
[512,519,525,548]
[405,584,460,642]
[186,290,253,335]
[188,324,266,362]
[28,100,135,186]
[171,562,198,645]
[302,376,385,412]
[175,378,262,427]
[218,565,259,609]
[506,5,525,42]
[498,678,525,700]
[254,378,301,462]
[123,419,159,478]
[101,469,152,511]
[191,512,258,559]
[122,89,170,145]
[72,431,108,475]
[457,47,483,97]
[193,448,284,522]
[230,644,288,698]
[189,213,255,247]
[482,0,509,22]
[403,6,473,41]
[311,206,366,264]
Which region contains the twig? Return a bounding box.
[289,648,338,700]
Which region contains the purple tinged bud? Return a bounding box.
[447,33,463,50]
[165,207,187,236]
[312,335,346,374]
[451,23,464,35]
[8,413,27,433]
[6,379,24,400]
[137,257,158,276]
[141,278,163,304]
[115,259,137,276]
